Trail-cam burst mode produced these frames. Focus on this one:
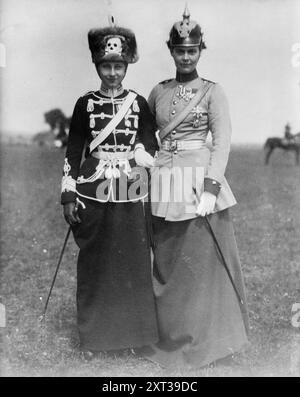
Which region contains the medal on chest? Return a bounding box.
[176,85,195,101]
[191,105,203,128]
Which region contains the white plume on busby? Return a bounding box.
[88,22,139,64]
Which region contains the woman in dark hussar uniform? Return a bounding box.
[141,6,250,369]
[61,20,158,357]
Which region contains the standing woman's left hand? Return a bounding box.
[196,191,217,217]
[134,148,155,168]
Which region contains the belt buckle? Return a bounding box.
[169,140,178,153]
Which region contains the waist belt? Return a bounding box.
[91,150,134,161]
[161,140,206,152]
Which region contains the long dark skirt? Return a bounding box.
[142,209,249,369]
[71,198,158,352]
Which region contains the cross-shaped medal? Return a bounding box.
[191,105,203,128]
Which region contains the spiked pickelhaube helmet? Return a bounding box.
[88,16,139,65]
[167,5,206,50]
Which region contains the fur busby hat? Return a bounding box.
[88,18,139,64]
[167,5,206,50]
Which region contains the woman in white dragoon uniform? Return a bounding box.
[140,6,249,369]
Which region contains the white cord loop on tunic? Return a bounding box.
[77,152,134,183]
[75,197,86,209]
[61,158,76,193]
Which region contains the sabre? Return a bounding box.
[39,200,80,322]
[192,187,244,306]
[39,226,71,323]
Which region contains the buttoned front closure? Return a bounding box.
[86,91,140,151]
[148,77,237,221]
[152,78,211,142]
[170,84,192,122]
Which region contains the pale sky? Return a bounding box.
[1,0,300,143]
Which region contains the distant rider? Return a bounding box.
[283,123,295,144]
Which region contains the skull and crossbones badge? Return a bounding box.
[105,37,123,55]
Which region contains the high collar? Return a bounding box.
[176,69,198,83]
[99,84,124,98]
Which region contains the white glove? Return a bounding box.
[134,147,155,168]
[196,191,217,217]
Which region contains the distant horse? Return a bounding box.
[264,133,300,165]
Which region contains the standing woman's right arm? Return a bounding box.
[61,97,87,224]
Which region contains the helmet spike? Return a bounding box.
[183,3,190,21]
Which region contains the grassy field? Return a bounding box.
[0,143,300,377]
